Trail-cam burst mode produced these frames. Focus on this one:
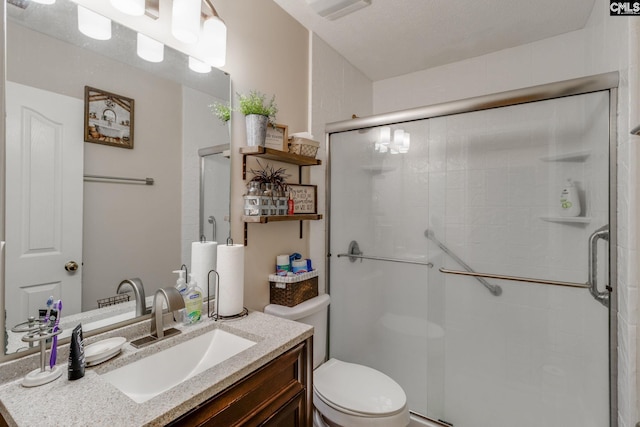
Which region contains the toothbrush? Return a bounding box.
[43,296,54,325]
[49,300,62,369]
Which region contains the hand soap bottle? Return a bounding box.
[560,178,581,217]
[173,270,188,322]
[183,274,203,325]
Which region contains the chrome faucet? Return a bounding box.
[150,287,185,339]
[117,278,147,317]
[130,287,184,348]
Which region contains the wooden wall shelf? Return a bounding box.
[240,146,321,179]
[242,214,323,224]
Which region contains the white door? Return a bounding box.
[5,82,83,329]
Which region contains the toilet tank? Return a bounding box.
[264,294,330,369]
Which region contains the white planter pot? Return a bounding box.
[245,114,268,147]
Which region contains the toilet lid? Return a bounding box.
[314,358,407,416]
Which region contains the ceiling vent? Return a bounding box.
[308,0,371,20]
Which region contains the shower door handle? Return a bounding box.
[588,225,610,307]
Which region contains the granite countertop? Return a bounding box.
[0,310,313,426]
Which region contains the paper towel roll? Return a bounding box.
[191,241,218,294]
[216,244,245,316]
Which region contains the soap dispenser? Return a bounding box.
[560,178,581,217]
[173,270,188,295]
[183,274,203,325]
[173,270,188,322]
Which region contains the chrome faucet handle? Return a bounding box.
[150,287,185,339]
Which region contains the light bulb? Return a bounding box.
[201,16,227,67]
[110,0,145,16]
[189,57,211,73]
[137,33,164,63]
[379,126,391,145]
[78,5,111,41]
[172,0,201,44]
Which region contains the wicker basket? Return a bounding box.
[288,137,320,158]
[269,271,319,307]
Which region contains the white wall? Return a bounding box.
[309,34,373,293]
[372,2,639,426]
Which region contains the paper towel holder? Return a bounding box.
[207,269,248,322]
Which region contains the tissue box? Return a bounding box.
[288,137,319,158]
[269,271,318,307]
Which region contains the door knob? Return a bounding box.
[65,261,79,272]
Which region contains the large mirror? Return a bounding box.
[3,0,231,355]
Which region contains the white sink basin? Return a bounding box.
[101,329,255,403]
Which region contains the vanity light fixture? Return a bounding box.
[110,0,145,16]
[137,33,164,63]
[188,56,211,73]
[172,0,202,44]
[399,132,410,153]
[77,5,112,40]
[201,13,227,67]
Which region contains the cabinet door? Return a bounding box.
[260,389,305,427]
[169,341,310,427]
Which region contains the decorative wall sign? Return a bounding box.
[84,86,134,149]
[288,184,317,214]
[264,123,288,151]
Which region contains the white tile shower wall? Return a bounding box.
[310,34,373,293]
[372,2,638,425]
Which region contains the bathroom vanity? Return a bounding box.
[0,311,313,426]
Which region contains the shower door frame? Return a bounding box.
[325,71,619,427]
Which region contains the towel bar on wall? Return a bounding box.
[84,174,154,185]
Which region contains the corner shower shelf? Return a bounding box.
[539,150,591,162]
[540,216,592,224]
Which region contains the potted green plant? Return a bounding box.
[247,160,290,215]
[237,90,278,147]
[210,101,231,124]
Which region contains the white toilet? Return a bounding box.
[265,294,410,427]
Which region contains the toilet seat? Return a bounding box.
[313,358,409,426]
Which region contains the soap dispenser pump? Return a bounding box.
[560,178,581,217]
[173,270,188,295]
[183,274,203,325]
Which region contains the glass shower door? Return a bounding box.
[328,90,611,426]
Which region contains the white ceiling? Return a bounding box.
[273,0,597,81]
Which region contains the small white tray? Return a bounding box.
[84,337,126,367]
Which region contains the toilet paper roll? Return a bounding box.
[216,244,245,316]
[191,241,218,294]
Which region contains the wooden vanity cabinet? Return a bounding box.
[169,337,312,427]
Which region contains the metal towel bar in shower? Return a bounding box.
[425,230,502,296]
[336,240,433,267]
[439,225,610,307]
[336,253,434,267]
[439,268,591,289]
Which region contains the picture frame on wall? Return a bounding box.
[265,123,288,151]
[84,86,135,149]
[288,184,317,214]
